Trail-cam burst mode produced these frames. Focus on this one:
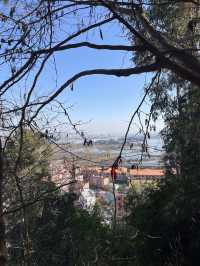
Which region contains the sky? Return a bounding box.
[1,11,164,137]
[34,19,164,137]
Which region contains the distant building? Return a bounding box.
[115,173,128,185]
[79,189,96,210]
[129,168,164,178]
[128,168,164,188]
[116,192,126,220]
[49,163,165,220]
[82,169,110,189]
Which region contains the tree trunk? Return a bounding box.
[0,139,7,266]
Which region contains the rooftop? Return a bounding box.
[129,168,164,177]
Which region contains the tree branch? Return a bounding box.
[30,62,160,122]
[33,42,146,54]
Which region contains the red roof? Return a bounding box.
[85,167,165,177]
[130,168,164,176]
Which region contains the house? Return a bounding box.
[128,168,164,188]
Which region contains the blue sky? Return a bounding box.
[34,20,164,136]
[2,17,163,136]
[51,49,150,135]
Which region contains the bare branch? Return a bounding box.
[30,62,160,122]
[33,42,146,54]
